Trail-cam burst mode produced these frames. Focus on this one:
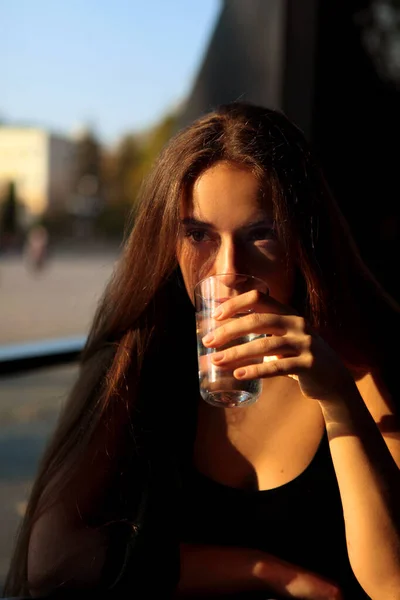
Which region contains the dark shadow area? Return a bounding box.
[310,0,400,303]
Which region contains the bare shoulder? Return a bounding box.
[356,369,400,467]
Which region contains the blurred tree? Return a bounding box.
[0,181,18,235]
[73,128,103,191]
[104,134,141,206]
[104,111,178,208]
[97,135,140,240]
[97,111,178,241]
[68,128,104,241]
[127,111,178,203]
[0,181,22,250]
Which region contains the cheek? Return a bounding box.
[250,246,294,304]
[267,263,296,305]
[249,247,293,303]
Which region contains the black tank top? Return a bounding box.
[179,430,370,599]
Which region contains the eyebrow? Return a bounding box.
[180,214,274,229]
[180,217,212,228]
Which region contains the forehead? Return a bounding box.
[183,162,273,223]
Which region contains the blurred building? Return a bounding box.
[0,127,76,224]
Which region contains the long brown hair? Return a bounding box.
[4,101,399,596]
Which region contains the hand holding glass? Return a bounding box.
[195,274,269,408]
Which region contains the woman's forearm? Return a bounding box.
[319,388,400,600]
[174,543,341,598]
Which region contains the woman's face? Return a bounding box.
[177,161,296,305]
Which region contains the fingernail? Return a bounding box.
[212,352,224,363]
[202,333,215,345]
[212,307,223,319]
[235,369,246,378]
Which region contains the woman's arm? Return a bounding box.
[318,373,400,600]
[174,543,342,599]
[203,291,400,600]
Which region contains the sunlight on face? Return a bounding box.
[177,161,295,305]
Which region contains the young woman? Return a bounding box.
[4,102,400,600]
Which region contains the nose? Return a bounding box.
[213,237,247,286]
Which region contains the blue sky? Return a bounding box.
[1,0,221,145]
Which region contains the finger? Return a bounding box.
[212,289,293,320]
[233,354,313,380]
[211,334,303,367]
[202,313,302,347]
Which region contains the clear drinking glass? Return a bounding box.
[194,273,268,408]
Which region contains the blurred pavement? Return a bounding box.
[0,249,119,345]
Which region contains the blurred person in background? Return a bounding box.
[3,102,400,600]
[23,225,49,273]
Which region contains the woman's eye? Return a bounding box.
[185,229,211,243]
[247,227,276,242]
